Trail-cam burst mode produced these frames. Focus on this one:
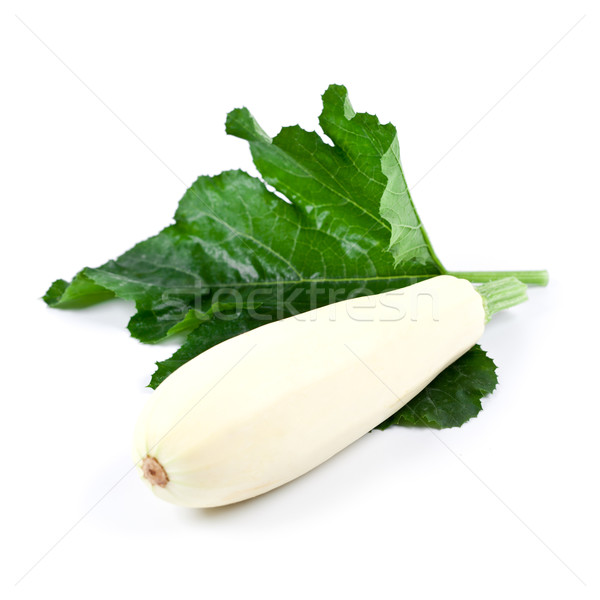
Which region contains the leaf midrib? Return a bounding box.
[88,269,439,292]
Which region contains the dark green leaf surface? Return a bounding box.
[227,85,444,274]
[46,85,445,344]
[44,84,497,428]
[377,346,498,429]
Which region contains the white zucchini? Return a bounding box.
[133,275,526,507]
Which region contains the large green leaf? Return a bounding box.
[44,84,499,428]
[45,85,445,344]
[226,85,444,274]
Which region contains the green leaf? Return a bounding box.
[45,85,445,344]
[377,346,498,429]
[226,84,443,274]
[44,84,498,428]
[43,272,114,308]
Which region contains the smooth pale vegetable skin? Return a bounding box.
[133,275,496,508]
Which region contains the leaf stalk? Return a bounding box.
[449,270,549,286]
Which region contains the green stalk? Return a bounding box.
[448,270,549,286]
[476,277,529,322]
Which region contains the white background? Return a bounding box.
[1,1,599,598]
